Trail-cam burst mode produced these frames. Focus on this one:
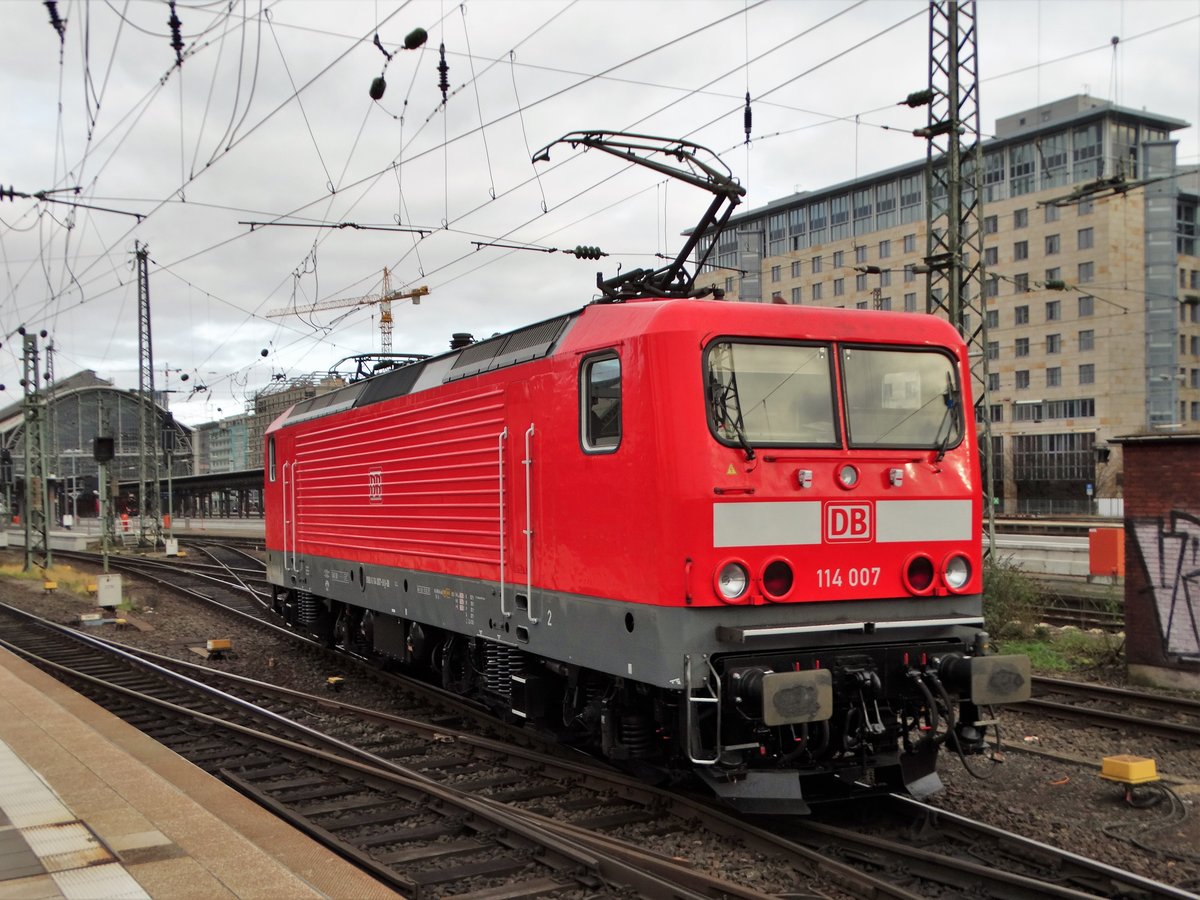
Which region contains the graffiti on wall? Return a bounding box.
[1129,511,1200,660]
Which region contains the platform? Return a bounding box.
[0,648,393,899]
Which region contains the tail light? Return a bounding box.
[903,553,936,595]
[761,559,794,600]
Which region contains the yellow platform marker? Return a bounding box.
[326,676,345,692]
[43,581,58,593]
[206,638,232,660]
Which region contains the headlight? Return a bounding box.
[716,561,749,601]
[943,554,972,591]
[837,464,859,489]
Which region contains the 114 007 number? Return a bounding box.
[816,567,881,588]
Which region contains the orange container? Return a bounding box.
[1088,527,1125,577]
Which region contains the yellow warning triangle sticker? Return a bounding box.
[726,464,737,475]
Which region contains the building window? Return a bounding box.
[985,276,999,298]
[875,181,897,229]
[1046,300,1061,321]
[877,297,892,311]
[1010,142,1036,196]
[791,260,801,278]
[1078,227,1094,250]
[832,250,844,268]
[1045,267,1061,284]
[878,239,891,259]
[1046,367,1062,387]
[1015,305,1029,325]
[904,264,916,284]
[855,245,868,264]
[791,286,802,304]
[1014,402,1044,422]
[1078,197,1094,215]
[830,194,850,240]
[904,292,917,312]
[1014,240,1029,261]
[987,309,999,328]
[1045,203,1060,222]
[833,278,845,296]
[1078,295,1094,317]
[900,174,923,224]
[811,255,822,273]
[988,372,1000,391]
[855,273,868,291]
[1046,333,1061,354]
[904,233,917,252]
[991,404,1004,422]
[880,270,891,287]
[1014,273,1029,293]
[856,300,869,309]
[1079,329,1094,351]
[1045,234,1060,255]
[1079,363,1095,385]
[1015,337,1030,357]
[771,265,781,283]
[725,276,734,294]
[1014,207,1029,229]
[1078,261,1094,283]
[984,215,998,235]
[987,341,1000,360]
[1016,370,1030,389]
[985,246,998,266]
[812,282,823,300]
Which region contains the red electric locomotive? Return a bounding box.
[264,295,1029,812]
[264,132,1028,812]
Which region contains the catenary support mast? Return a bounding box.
[136,241,162,547]
[920,0,994,553]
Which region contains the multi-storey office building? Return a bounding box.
[700,95,1199,515]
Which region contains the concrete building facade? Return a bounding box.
[701,96,1199,515]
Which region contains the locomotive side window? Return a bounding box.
[841,347,963,450]
[582,354,621,452]
[706,341,838,448]
[268,436,277,482]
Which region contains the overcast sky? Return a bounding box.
[3,0,1197,427]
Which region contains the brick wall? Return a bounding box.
[1117,434,1200,676]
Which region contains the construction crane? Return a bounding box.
[267,268,428,352]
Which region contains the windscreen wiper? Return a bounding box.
[709,369,755,461]
[934,373,961,462]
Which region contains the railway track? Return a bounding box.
[0,601,780,899]
[1020,675,1200,743]
[2,592,1193,898]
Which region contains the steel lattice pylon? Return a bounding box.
[21,333,51,570]
[135,242,162,547]
[922,0,994,553]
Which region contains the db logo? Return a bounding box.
[824,502,873,542]
[367,468,384,503]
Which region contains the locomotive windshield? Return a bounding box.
[705,340,963,451]
[840,346,962,450]
[706,341,839,448]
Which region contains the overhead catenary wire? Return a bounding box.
[4,0,1195,415]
